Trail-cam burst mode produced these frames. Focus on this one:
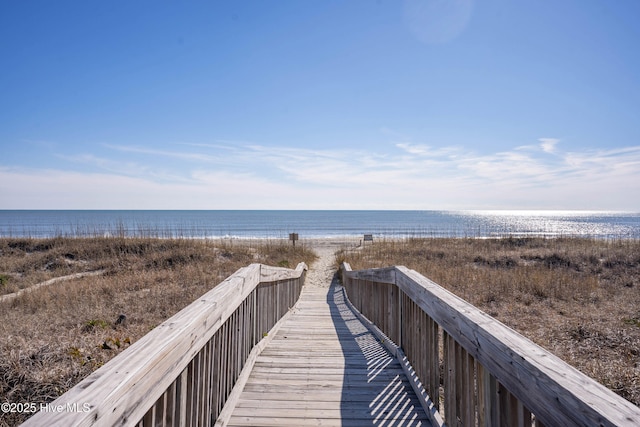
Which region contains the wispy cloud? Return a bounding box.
[395,143,430,156]
[2,139,639,209]
[57,153,197,184]
[564,147,640,178]
[103,144,226,164]
[539,138,559,153]
[395,142,460,158]
[58,153,147,176]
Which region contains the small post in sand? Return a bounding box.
[289,233,299,248]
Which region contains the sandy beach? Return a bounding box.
[299,239,347,289]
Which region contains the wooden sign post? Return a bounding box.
[289,233,299,247]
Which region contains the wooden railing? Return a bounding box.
[340,263,640,427]
[22,262,307,427]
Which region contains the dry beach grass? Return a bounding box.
[338,236,640,407]
[1,235,639,425]
[0,236,316,426]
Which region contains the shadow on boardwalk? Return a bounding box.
[225,272,430,426]
[328,272,431,426]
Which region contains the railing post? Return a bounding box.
[397,286,402,350]
[177,368,188,426]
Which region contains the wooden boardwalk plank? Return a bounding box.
[225,284,432,427]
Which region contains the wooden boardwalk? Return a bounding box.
[22,258,640,427]
[225,279,432,427]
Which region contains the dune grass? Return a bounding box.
[3,235,638,424]
[0,236,316,426]
[338,236,640,406]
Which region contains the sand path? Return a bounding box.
[303,238,360,288]
[0,270,106,304]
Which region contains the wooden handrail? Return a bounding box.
[22,262,307,427]
[340,262,640,427]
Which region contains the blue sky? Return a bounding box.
[1,0,639,210]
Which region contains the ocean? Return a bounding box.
[0,210,639,239]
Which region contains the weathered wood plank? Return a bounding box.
[233,398,425,409]
[227,416,429,427]
[247,369,408,379]
[229,406,427,419]
[235,390,399,402]
[260,263,307,283]
[343,265,396,284]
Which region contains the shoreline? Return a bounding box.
[4,232,639,240]
[2,210,639,240]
